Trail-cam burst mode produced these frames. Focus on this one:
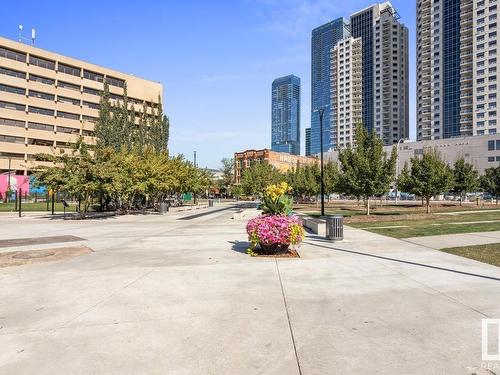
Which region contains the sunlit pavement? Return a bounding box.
[0,204,499,374]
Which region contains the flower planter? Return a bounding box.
[259,242,290,255]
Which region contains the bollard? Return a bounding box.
[18,188,22,217]
[325,215,343,241]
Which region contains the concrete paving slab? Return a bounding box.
[405,230,500,249]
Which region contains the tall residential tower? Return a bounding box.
[311,18,349,155]
[350,2,409,145]
[417,0,500,140]
[271,75,301,155]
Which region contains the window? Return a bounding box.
[28,122,54,132]
[106,76,125,88]
[0,84,25,95]
[0,66,25,79]
[0,101,25,111]
[488,140,495,150]
[82,101,99,110]
[82,115,97,123]
[0,134,24,144]
[57,63,80,77]
[27,138,53,147]
[28,90,54,101]
[57,96,80,106]
[56,141,73,148]
[83,70,104,82]
[29,74,55,86]
[58,81,80,91]
[28,106,54,116]
[0,46,26,62]
[0,152,24,159]
[57,111,79,120]
[0,118,24,128]
[82,129,93,136]
[496,140,500,150]
[488,156,495,162]
[29,55,55,70]
[56,126,79,134]
[83,86,99,96]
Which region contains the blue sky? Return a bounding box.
[2,0,416,168]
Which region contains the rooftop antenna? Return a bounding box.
[18,25,36,45]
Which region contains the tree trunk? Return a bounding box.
[366,197,371,216]
[426,197,431,214]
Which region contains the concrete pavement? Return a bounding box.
[0,203,499,374]
[405,230,500,249]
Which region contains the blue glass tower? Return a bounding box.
[311,18,349,155]
[271,75,301,155]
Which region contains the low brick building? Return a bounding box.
[234,148,318,184]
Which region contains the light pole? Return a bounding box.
[395,137,406,205]
[318,108,325,217]
[193,151,197,205]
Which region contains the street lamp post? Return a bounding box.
[395,138,406,205]
[319,108,325,217]
[193,151,197,205]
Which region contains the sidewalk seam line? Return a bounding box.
[274,258,302,375]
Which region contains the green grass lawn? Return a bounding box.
[441,243,500,267]
[0,202,69,212]
[348,211,500,238]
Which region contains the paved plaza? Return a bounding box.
[0,203,499,374]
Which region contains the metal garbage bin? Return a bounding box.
[159,202,169,214]
[208,199,214,207]
[325,215,343,241]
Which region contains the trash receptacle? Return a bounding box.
[325,215,343,241]
[159,202,169,214]
[208,199,214,207]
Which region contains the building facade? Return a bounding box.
[311,18,349,155]
[417,0,500,141]
[305,127,311,156]
[271,75,300,155]
[234,149,318,184]
[0,37,163,175]
[330,37,363,149]
[350,2,409,145]
[325,133,500,176]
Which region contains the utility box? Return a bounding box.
[325,215,343,241]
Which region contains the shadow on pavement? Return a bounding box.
[229,240,250,254]
[306,239,500,282]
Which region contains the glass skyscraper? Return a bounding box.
[311,18,349,155]
[305,127,311,156]
[271,75,301,155]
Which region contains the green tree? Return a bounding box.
[452,157,479,205]
[338,124,396,215]
[397,148,453,213]
[240,162,281,196]
[480,166,500,205]
[219,157,234,197]
[323,161,339,198]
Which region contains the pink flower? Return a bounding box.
[246,215,304,246]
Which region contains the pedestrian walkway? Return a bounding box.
[404,230,500,249]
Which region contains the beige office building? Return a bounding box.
[0,36,163,175]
